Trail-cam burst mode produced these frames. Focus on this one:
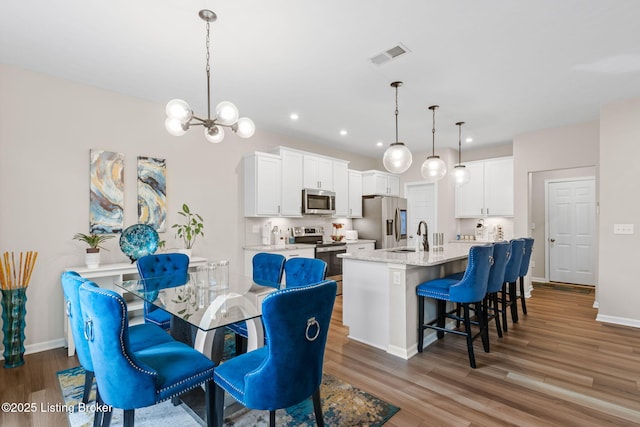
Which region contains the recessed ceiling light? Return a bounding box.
[465,137,473,143]
[376,141,384,147]
[340,130,347,136]
[290,113,299,120]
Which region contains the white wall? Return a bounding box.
[597,96,640,326]
[0,64,377,354]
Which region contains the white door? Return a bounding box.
[406,183,437,248]
[547,178,596,285]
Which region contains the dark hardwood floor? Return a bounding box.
[3,284,640,426]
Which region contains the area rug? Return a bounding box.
[58,366,399,427]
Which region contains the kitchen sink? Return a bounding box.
[390,248,416,253]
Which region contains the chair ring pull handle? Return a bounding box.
[305,317,320,342]
[489,256,494,266]
[84,319,94,341]
[65,300,72,318]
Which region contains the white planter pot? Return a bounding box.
[175,248,192,260]
[85,251,101,269]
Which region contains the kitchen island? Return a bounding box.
[338,245,471,359]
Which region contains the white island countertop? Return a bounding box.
[338,244,472,267]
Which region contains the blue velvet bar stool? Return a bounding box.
[501,239,525,331]
[283,257,327,288]
[227,252,286,355]
[136,253,190,330]
[79,283,217,427]
[516,238,535,316]
[213,280,337,427]
[61,272,174,425]
[484,241,511,338]
[416,245,494,369]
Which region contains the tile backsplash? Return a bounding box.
[244,217,353,246]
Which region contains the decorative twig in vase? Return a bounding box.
[0,251,38,368]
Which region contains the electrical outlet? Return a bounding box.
[530,260,536,268]
[613,224,634,235]
[252,225,261,233]
[393,271,402,285]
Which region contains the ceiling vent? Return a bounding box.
[369,43,411,65]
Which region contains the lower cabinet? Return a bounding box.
[346,242,375,253]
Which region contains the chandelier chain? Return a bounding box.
[205,19,211,121]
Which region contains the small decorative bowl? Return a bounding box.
[330,235,344,241]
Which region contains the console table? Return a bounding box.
[63,257,207,357]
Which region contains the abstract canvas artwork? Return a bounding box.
[90,149,124,234]
[137,156,167,231]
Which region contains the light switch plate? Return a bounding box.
[613,224,634,234]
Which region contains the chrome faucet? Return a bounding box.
[416,221,429,251]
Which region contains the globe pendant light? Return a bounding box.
[383,81,412,174]
[165,10,255,144]
[451,121,471,186]
[421,105,447,182]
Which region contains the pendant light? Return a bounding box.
[421,105,447,182]
[165,10,255,144]
[383,81,412,174]
[451,121,471,186]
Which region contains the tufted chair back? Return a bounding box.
[235,280,337,410]
[504,239,525,283]
[450,244,494,303]
[487,241,510,294]
[518,238,535,277]
[252,252,286,288]
[283,257,327,288]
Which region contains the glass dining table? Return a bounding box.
[115,273,277,363]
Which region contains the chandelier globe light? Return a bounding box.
[420,105,447,182]
[451,121,471,186]
[165,9,255,143]
[383,81,412,174]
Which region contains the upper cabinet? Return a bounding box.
[333,161,349,217]
[362,170,400,197]
[303,155,333,190]
[347,170,363,218]
[244,152,282,217]
[279,148,303,216]
[455,157,513,218]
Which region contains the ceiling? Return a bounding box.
[2,0,640,158]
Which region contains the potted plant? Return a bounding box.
[171,203,204,258]
[73,233,114,268]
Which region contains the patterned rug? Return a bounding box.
[57,333,399,427]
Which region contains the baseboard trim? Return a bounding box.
[0,338,67,361]
[596,314,640,329]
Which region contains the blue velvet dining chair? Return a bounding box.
[283,257,327,288]
[501,238,525,331]
[136,253,190,330]
[516,238,535,316]
[227,252,286,355]
[213,280,337,427]
[60,271,173,407]
[416,244,494,368]
[484,241,511,338]
[78,282,217,427]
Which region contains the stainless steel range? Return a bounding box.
[293,226,345,294]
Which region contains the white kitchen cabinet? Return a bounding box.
[244,247,315,282]
[303,155,333,190]
[333,161,349,217]
[346,241,374,253]
[244,152,282,217]
[279,148,303,216]
[455,157,513,218]
[362,170,401,196]
[347,170,363,218]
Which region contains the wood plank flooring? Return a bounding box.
[2,284,640,426]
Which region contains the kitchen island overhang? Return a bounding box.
[339,245,470,359]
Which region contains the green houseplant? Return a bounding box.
[73,233,114,268]
[172,203,204,250]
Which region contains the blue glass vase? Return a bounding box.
[1,288,27,368]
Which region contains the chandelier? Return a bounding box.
[165,10,255,143]
[420,105,447,182]
[450,121,471,186]
[382,81,413,174]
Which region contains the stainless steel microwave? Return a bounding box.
[302,188,336,215]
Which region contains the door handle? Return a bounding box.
[549,238,555,243]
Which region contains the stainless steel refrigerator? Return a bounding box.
[353,196,407,249]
